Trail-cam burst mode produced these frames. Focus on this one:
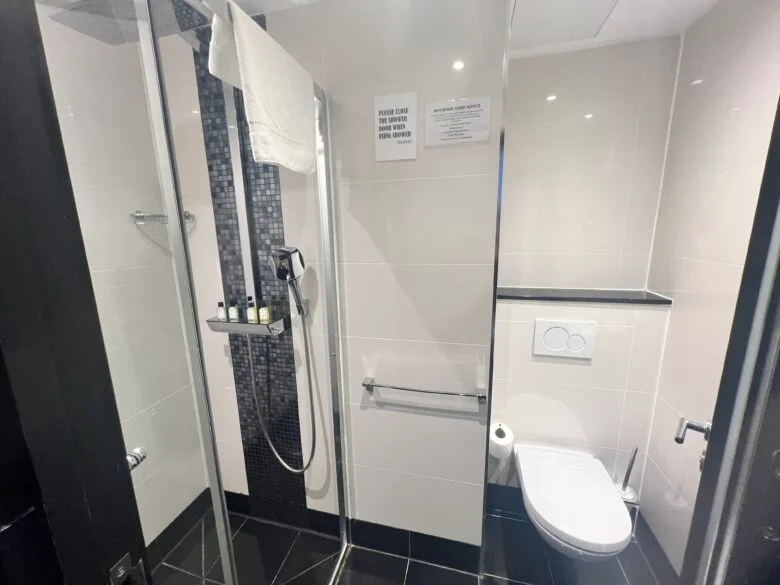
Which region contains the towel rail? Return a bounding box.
[362,377,487,404]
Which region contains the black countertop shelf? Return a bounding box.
[496,287,672,305]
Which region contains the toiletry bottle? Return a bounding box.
[258,304,271,324]
[217,301,227,321]
[247,300,258,324]
[228,302,239,322]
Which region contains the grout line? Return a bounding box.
[542,543,556,585]
[337,173,496,186]
[351,545,477,577]
[271,531,301,585]
[201,517,206,578]
[616,556,631,585]
[403,557,410,585]
[635,537,662,585]
[279,551,339,584]
[119,383,193,423]
[482,573,536,585]
[161,562,207,581]
[644,33,685,288]
[159,515,204,567]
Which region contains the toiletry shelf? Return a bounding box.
[206,315,291,336]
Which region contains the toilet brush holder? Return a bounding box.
[615,445,640,504]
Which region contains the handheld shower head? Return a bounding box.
[269,247,306,314]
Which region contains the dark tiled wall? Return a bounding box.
[190,21,307,527]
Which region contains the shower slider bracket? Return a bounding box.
[362,377,487,403]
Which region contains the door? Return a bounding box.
[681,99,780,584]
[0,0,235,583]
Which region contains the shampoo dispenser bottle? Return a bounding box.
[228,302,239,322]
[247,300,258,323]
[217,302,227,321]
[258,304,271,324]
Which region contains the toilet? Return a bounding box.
[514,444,632,562]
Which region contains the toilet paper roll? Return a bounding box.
[489,422,514,460]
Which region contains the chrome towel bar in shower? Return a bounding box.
[362,377,487,403]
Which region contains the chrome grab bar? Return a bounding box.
[362,377,487,403]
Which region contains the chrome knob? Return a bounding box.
[126,447,147,471]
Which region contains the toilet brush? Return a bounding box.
[616,445,639,503]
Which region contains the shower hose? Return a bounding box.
[245,307,316,474]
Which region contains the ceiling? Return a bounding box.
[510,0,720,58]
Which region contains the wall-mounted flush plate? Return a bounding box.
[533,319,597,360]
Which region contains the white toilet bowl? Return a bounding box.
[514,444,632,562]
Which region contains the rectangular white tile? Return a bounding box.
[342,263,494,345]
[499,252,625,289]
[217,440,248,495]
[626,324,667,393]
[305,457,339,514]
[349,403,486,483]
[641,458,694,575]
[90,264,183,350]
[353,464,484,545]
[108,326,191,420]
[496,300,639,327]
[491,379,624,450]
[337,175,498,265]
[493,321,633,389]
[618,392,655,451]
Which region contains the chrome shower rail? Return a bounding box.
[130,210,195,225]
[362,377,487,403]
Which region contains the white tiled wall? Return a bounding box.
[643,0,780,573]
[269,0,509,545]
[158,34,249,495]
[37,7,208,544]
[490,301,668,496]
[499,38,680,289]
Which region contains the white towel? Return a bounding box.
[208,1,316,174]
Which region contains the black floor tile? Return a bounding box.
[164,512,246,578]
[482,576,526,585]
[206,518,299,584]
[409,531,479,573]
[546,546,629,585]
[405,561,477,585]
[337,548,407,585]
[276,532,340,583]
[483,516,552,585]
[634,514,680,585]
[152,564,203,585]
[163,519,205,577]
[618,540,658,585]
[350,520,409,557]
[285,553,339,585]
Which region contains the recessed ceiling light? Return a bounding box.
[452,60,465,71]
[691,79,703,85]
[584,113,594,119]
[192,110,200,114]
[546,95,557,102]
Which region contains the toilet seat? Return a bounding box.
[515,445,632,556]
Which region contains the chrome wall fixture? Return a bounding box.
[126,447,147,471]
[130,210,195,225]
[362,377,488,404]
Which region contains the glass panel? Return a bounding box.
[487,1,780,584]
[32,0,235,582]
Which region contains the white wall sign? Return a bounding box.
[425,98,490,146]
[375,92,417,161]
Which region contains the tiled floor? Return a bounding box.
[152,512,479,585]
[484,514,661,585]
[152,511,340,585]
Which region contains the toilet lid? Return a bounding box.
[515,445,632,554]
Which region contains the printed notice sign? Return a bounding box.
[375,93,417,161]
[425,98,490,146]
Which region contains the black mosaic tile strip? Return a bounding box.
[191,19,307,528]
[497,288,672,305]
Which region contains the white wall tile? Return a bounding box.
[349,403,487,484]
[493,320,633,389]
[329,79,502,183]
[108,326,191,418]
[499,38,679,288]
[337,175,498,265]
[217,440,249,495]
[305,458,339,514]
[353,465,484,545]
[342,264,494,345]
[641,458,694,574]
[492,379,623,450]
[626,324,667,393]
